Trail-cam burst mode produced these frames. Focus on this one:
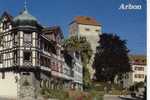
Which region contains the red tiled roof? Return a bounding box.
[70,16,101,26]
[42,26,64,38]
[129,54,146,65]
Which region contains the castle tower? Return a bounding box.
[69,16,102,78]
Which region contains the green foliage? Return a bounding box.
[143,78,147,100]
[143,86,146,100]
[135,82,144,88]
[83,66,92,89]
[129,82,144,92]
[63,36,93,89]
[63,36,92,64]
[40,88,104,100]
[93,33,131,82]
[40,88,70,100]
[90,90,104,100]
[110,90,122,95]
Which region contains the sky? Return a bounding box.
[0,0,146,55]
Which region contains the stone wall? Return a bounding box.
[19,72,39,100]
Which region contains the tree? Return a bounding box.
[93,33,131,82]
[63,36,92,88]
[143,77,146,100]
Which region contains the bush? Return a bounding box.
[111,90,121,95]
[40,87,104,100]
[40,88,70,100]
[90,90,103,100]
[131,92,136,97]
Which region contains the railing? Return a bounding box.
[40,66,51,72]
[23,61,32,67]
[42,50,64,62]
[24,42,32,47]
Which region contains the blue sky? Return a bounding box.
[0,0,146,55]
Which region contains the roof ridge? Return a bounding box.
[73,16,101,26]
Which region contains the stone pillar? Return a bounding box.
[19,72,38,100]
[19,31,23,66]
[32,51,36,66]
[32,32,37,67]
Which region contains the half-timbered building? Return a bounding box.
[0,8,83,100]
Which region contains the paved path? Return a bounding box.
[104,95,123,100]
[0,97,16,100]
[103,95,142,100]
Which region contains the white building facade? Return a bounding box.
[123,56,146,88]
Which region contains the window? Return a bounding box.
[24,52,32,61]
[134,74,138,78]
[75,52,80,60]
[14,34,18,43]
[40,56,44,66]
[135,74,145,78]
[141,74,145,78]
[22,72,30,75]
[95,30,99,32]
[24,33,32,43]
[2,72,5,79]
[14,51,17,64]
[135,67,144,71]
[85,28,90,31]
[0,54,2,63]
[40,80,44,88]
[139,67,144,71]
[3,23,7,30]
[0,37,2,46]
[139,74,144,78]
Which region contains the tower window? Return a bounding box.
[85,28,90,31]
[24,52,32,61]
[95,30,99,32]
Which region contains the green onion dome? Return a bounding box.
[13,9,38,27]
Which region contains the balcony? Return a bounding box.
[42,49,51,56]
[52,53,64,61]
[40,65,51,72]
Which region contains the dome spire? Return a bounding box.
[13,0,38,27]
[24,0,27,11]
